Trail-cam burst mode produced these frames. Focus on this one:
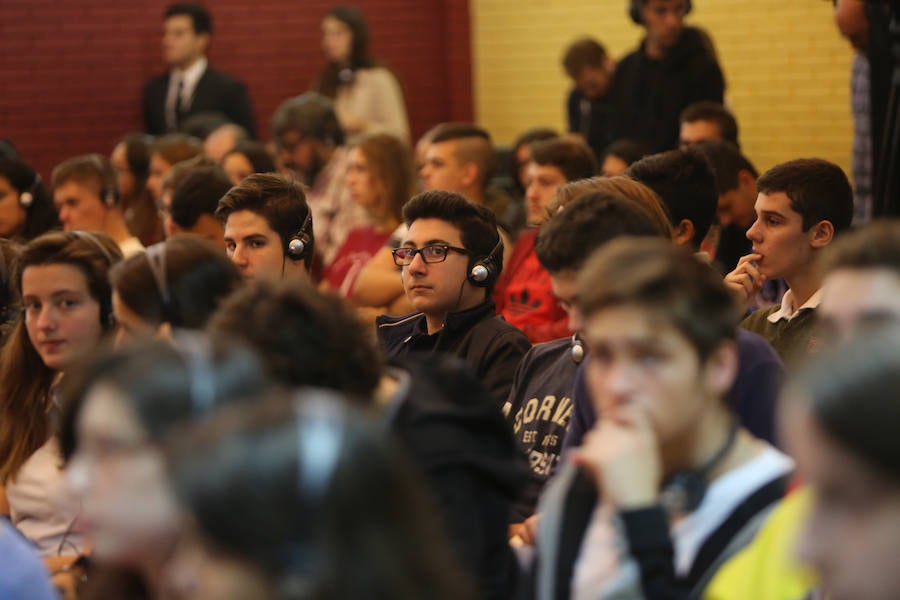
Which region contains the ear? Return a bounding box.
[197,32,211,52]
[702,340,738,399]
[736,169,757,191]
[809,220,835,249]
[460,162,480,189]
[672,219,696,247]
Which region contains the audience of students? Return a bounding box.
[1,3,897,599]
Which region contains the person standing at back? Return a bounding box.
[143,3,256,137]
[313,5,410,145]
[610,0,724,153]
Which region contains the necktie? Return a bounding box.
[174,78,186,128]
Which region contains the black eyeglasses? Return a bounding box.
[392,244,469,266]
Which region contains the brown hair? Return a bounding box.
[562,37,608,78]
[550,175,672,236]
[0,231,121,483]
[354,133,415,225]
[151,133,203,168]
[577,237,737,361]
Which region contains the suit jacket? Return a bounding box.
[142,66,256,137]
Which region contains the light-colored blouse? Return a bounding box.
[335,67,410,145]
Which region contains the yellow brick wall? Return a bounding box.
[472,0,855,173]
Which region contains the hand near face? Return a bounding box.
[724,253,765,311]
[570,403,661,510]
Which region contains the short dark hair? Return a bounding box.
[680,101,739,146]
[165,3,212,35]
[170,166,233,229]
[111,235,242,328]
[403,190,501,287]
[429,123,495,187]
[626,149,718,249]
[577,237,737,361]
[603,138,651,167]
[529,138,597,182]
[208,281,381,399]
[271,93,345,147]
[562,37,608,78]
[756,158,853,234]
[222,141,277,176]
[819,220,900,277]
[216,173,314,268]
[51,154,117,201]
[692,140,758,194]
[536,191,669,274]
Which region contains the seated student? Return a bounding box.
[725,158,854,367]
[110,235,242,346]
[0,157,60,242]
[626,148,719,252]
[0,232,121,574]
[110,133,162,246]
[216,173,315,283]
[57,336,268,598]
[146,134,204,203]
[156,154,218,238]
[561,37,615,159]
[506,182,671,524]
[420,122,515,233]
[376,190,531,406]
[163,390,472,600]
[272,93,369,269]
[599,139,650,177]
[494,137,596,343]
[533,238,793,600]
[692,140,759,273]
[322,133,414,301]
[209,280,526,600]
[511,128,560,199]
[782,330,900,600]
[52,155,145,257]
[164,165,232,246]
[220,140,276,186]
[679,101,740,148]
[701,220,900,600]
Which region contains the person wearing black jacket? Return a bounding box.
[143,4,256,137]
[609,0,725,153]
[376,190,531,407]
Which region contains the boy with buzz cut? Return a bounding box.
[376,190,531,406]
[215,173,314,283]
[533,238,792,600]
[726,158,853,367]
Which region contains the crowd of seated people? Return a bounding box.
[2,1,899,599]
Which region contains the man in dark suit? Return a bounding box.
[143,3,256,138]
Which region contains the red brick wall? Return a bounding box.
[0,0,473,180]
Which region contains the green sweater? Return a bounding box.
[740,306,819,369]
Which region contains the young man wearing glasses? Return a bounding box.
[376,190,531,406]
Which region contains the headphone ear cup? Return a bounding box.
[19,192,33,208]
